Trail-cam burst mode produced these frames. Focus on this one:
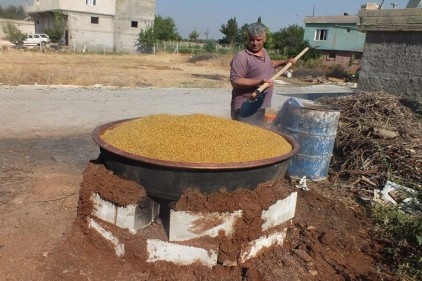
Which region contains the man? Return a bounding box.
[230,22,295,125]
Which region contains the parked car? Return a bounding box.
[23,33,51,46]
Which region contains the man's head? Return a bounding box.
[246,23,266,53]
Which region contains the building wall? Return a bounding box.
[26,0,116,16]
[67,12,115,52]
[26,0,155,53]
[358,31,422,100]
[114,0,155,52]
[320,50,362,73]
[358,9,422,101]
[304,17,366,52]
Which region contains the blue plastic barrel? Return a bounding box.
[279,103,340,180]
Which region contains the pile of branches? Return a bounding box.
[317,91,421,191]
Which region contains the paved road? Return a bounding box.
[0,84,355,139]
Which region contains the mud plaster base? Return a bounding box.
[48,160,384,281]
[77,161,295,266]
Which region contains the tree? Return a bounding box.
[154,15,181,41]
[272,24,320,59]
[273,25,305,56]
[0,5,27,20]
[136,23,156,53]
[188,30,200,42]
[44,11,67,45]
[1,21,26,46]
[219,17,240,47]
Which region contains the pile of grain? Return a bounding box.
[101,114,292,163]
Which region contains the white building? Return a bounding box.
[25,0,156,53]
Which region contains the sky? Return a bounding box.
[1,0,411,39]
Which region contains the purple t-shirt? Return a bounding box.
[230,48,275,110]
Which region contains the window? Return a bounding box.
[315,29,328,41]
[91,17,99,24]
[86,0,96,6]
[131,21,138,28]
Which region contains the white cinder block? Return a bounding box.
[92,193,159,234]
[116,204,137,234]
[261,192,297,231]
[169,210,242,242]
[88,218,125,257]
[91,193,116,224]
[240,229,287,263]
[147,239,218,267]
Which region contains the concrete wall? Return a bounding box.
[114,0,155,52]
[67,12,115,52]
[26,0,155,53]
[358,31,422,100]
[358,9,422,101]
[26,0,116,16]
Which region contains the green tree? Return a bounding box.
[154,15,181,41]
[219,17,240,47]
[273,24,305,56]
[204,40,216,52]
[136,23,156,53]
[272,24,320,59]
[1,21,26,46]
[44,11,67,45]
[0,5,27,20]
[188,30,200,42]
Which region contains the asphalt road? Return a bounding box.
[0,84,355,140]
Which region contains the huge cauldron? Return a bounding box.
[92,119,300,201]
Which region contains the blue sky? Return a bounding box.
[1,0,411,39]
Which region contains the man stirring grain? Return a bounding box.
[230,22,295,125]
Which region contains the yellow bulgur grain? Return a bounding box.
[101,114,292,163]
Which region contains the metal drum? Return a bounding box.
[92,119,300,200]
[279,103,340,180]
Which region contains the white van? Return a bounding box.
[23,33,51,46]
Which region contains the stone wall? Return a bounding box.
[358,31,422,100]
[358,9,422,101]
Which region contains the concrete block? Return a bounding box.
[92,193,159,234]
[88,218,125,257]
[116,199,160,234]
[261,192,297,231]
[147,239,218,267]
[240,229,287,263]
[92,193,116,224]
[169,210,242,242]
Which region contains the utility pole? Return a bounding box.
[205,29,209,40]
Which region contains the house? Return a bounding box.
[303,15,366,73]
[358,7,422,101]
[25,0,155,53]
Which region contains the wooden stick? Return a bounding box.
[251,47,309,98]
